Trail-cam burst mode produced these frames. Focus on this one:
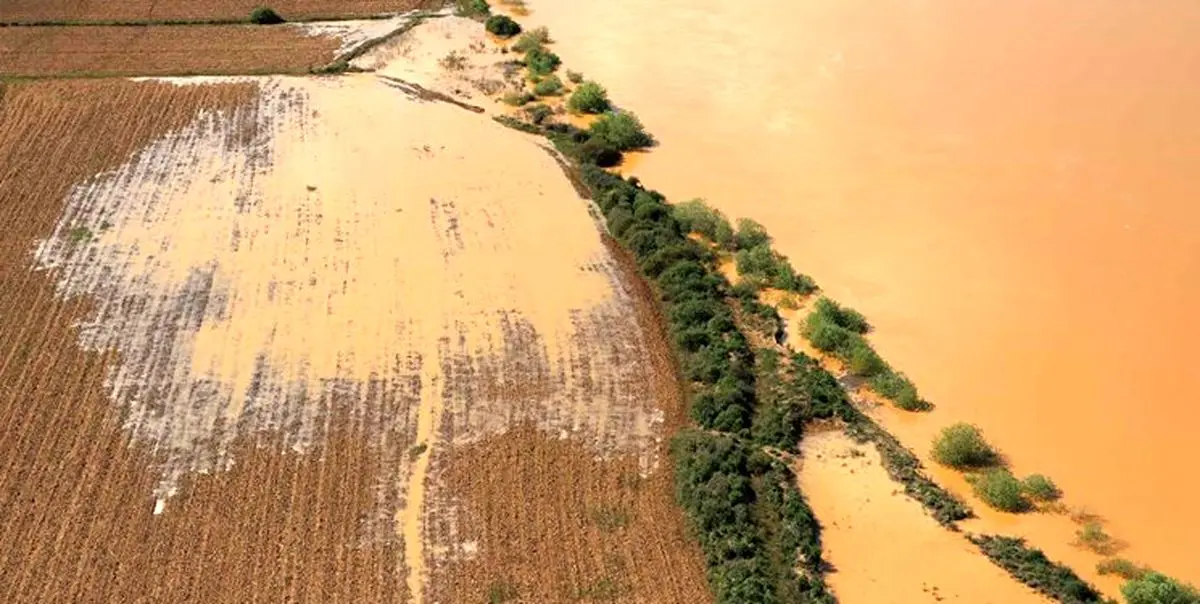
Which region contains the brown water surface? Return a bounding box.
[527,0,1200,586]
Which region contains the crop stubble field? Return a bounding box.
[0,23,711,600]
[0,79,413,602]
[0,0,442,23]
[0,25,344,77]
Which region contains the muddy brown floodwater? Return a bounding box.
[525,0,1200,591]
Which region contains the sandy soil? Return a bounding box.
[353,15,527,106]
[0,0,441,22]
[798,430,1047,603]
[0,24,342,76]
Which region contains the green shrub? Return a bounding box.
[511,27,550,52]
[456,0,490,17]
[1122,572,1200,604]
[673,199,734,247]
[566,69,584,83]
[1021,474,1061,502]
[1096,558,1147,580]
[524,46,561,75]
[501,91,535,106]
[533,74,564,96]
[803,312,854,354]
[931,423,998,468]
[249,6,284,23]
[969,535,1104,603]
[812,297,869,333]
[968,468,1029,512]
[845,338,886,377]
[588,111,653,151]
[567,81,611,114]
[869,371,927,411]
[734,244,815,294]
[484,14,521,37]
[734,218,771,250]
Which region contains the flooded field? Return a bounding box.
[797,430,1045,603]
[525,0,1200,589]
[0,16,709,601]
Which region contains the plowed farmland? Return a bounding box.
[0,80,411,603]
[0,25,342,77]
[0,17,711,601]
[0,0,441,23]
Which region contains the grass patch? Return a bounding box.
[439,50,468,71]
[1021,474,1062,502]
[589,504,630,532]
[1096,558,1148,580]
[511,27,551,52]
[407,442,428,460]
[487,580,519,603]
[68,226,93,244]
[567,81,610,113]
[868,371,927,411]
[566,69,584,83]
[501,90,535,106]
[1075,521,1119,555]
[524,103,553,124]
[573,576,629,601]
[533,74,564,96]
[969,535,1104,603]
[967,468,1030,512]
[931,423,998,469]
[456,0,491,18]
[491,114,542,134]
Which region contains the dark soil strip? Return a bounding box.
[376,75,486,113]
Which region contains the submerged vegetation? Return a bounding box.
[969,535,1104,603]
[967,468,1030,513]
[803,297,926,410]
[469,14,1200,604]
[931,423,998,469]
[1022,474,1062,502]
[1121,572,1200,604]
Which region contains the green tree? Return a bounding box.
[1122,572,1200,604]
[734,218,770,250]
[588,111,653,151]
[931,423,997,468]
[485,14,521,37]
[567,81,611,114]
